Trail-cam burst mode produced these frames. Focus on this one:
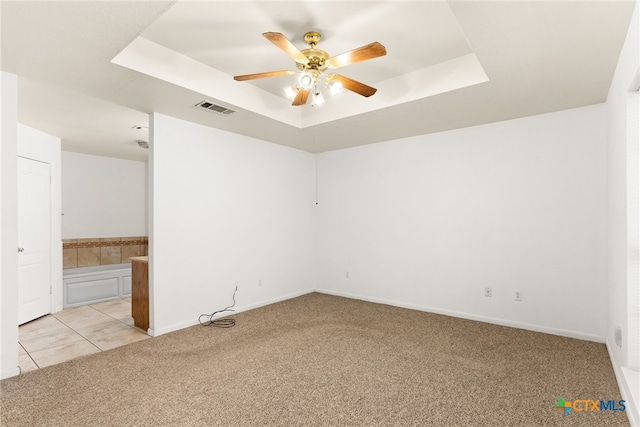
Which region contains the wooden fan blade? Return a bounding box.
[292,89,310,106]
[328,74,377,97]
[327,42,386,69]
[263,32,309,65]
[234,70,295,81]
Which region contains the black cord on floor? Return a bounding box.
[198,285,238,328]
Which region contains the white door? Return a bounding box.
[18,156,51,325]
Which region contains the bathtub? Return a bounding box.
[63,263,132,308]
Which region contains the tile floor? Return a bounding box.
[18,298,150,373]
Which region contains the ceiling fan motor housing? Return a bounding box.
[297,49,329,72]
[297,32,329,73]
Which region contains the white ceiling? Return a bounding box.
[1,1,636,162]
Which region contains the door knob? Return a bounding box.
[18,247,24,252]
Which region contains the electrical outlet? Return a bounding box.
[484,287,492,297]
[258,279,262,287]
[615,326,622,348]
[515,290,522,301]
[346,271,350,279]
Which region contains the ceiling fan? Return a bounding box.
[234,31,387,106]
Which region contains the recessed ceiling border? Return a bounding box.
[113,36,489,129]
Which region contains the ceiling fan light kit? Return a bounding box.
[298,72,315,90]
[234,31,386,107]
[326,77,343,97]
[311,90,324,108]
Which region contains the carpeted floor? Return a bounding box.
[0,293,630,426]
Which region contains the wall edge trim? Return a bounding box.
[606,339,639,427]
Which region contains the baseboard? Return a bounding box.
[606,340,639,427]
[1,366,20,380]
[149,288,315,337]
[149,286,604,342]
[315,288,605,343]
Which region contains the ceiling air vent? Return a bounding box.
[195,100,237,115]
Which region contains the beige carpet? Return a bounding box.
[1,293,629,426]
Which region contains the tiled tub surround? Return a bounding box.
[62,237,148,308]
[63,236,148,269]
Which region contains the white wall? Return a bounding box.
[1,72,20,379]
[61,151,147,238]
[18,125,63,313]
[149,113,316,335]
[317,104,607,342]
[606,1,639,425]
